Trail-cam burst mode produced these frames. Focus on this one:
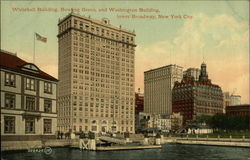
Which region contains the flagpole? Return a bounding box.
[33,32,36,64]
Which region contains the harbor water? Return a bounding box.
[1,144,250,160]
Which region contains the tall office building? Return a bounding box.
[57,13,136,133]
[144,64,183,115]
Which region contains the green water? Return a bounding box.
[2,144,250,160]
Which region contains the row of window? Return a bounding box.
[4,116,52,134]
[5,72,53,94]
[4,93,52,112]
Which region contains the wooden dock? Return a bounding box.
[96,145,162,151]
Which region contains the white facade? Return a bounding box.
[0,51,58,140]
[144,64,183,115]
[57,13,136,133]
[230,95,241,106]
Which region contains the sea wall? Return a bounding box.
[162,137,250,147]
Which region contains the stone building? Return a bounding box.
[183,68,200,81]
[172,63,223,124]
[144,64,183,115]
[57,13,136,133]
[230,95,241,106]
[0,50,58,140]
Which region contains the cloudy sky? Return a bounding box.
[1,1,249,103]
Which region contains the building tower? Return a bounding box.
[199,62,208,81]
[57,13,136,133]
[144,64,183,115]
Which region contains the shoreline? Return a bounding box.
[1,137,250,152]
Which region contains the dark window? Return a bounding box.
[26,78,35,91]
[44,119,52,134]
[25,117,35,133]
[5,93,15,109]
[5,72,15,87]
[4,116,15,133]
[44,99,52,113]
[26,97,36,111]
[44,82,52,94]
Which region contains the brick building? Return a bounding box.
[135,88,144,132]
[226,104,250,116]
[172,63,223,124]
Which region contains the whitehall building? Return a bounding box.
[144,64,183,115]
[57,13,136,133]
[0,50,58,140]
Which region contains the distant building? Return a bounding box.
[57,13,136,133]
[138,112,153,130]
[0,50,58,141]
[183,68,200,81]
[135,88,144,133]
[226,104,250,116]
[144,64,183,115]
[223,92,231,113]
[170,112,183,132]
[230,95,241,106]
[137,112,182,133]
[156,115,171,132]
[172,63,223,124]
[187,124,213,134]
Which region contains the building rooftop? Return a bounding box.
[0,50,58,81]
[58,13,135,35]
[144,64,183,73]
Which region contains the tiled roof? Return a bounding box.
[0,50,58,81]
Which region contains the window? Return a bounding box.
[5,93,15,109]
[44,99,52,113]
[26,78,35,91]
[26,97,36,111]
[4,116,15,133]
[5,72,15,87]
[25,117,35,133]
[91,126,97,131]
[44,119,52,133]
[44,82,52,94]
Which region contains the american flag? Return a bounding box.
[35,33,47,43]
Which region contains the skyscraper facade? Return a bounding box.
[144,64,183,115]
[57,13,136,133]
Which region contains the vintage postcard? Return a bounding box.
[1,1,249,160]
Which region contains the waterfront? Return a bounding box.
[2,144,250,160]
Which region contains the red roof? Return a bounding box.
[0,50,58,81]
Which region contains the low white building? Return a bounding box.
[187,125,213,134]
[138,112,182,132]
[0,50,58,141]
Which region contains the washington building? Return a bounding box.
[57,13,136,133]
